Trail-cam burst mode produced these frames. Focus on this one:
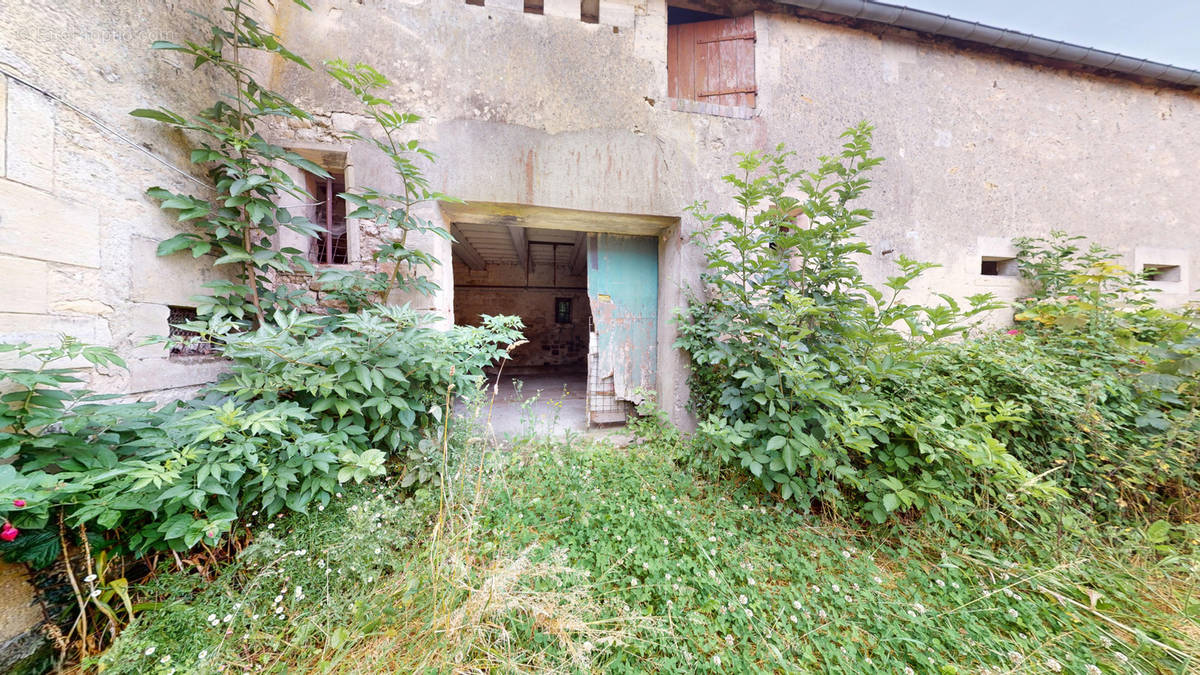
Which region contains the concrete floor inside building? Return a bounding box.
[459,371,589,439]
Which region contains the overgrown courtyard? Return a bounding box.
[1,2,1198,673]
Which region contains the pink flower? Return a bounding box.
[1,523,18,543]
[1006,329,1021,335]
[12,499,25,508]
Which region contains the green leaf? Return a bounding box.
[130,108,184,125]
[1145,519,1171,544]
[882,494,900,512]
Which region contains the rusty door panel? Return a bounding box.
[587,233,658,418]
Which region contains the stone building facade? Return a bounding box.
[1,0,1199,663]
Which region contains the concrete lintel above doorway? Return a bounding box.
[440,200,679,236]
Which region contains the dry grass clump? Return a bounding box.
[312,539,648,674]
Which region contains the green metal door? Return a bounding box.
[587,233,658,423]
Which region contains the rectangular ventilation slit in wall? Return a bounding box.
[168,306,213,357]
[581,0,599,23]
[465,0,484,6]
[980,256,1018,276]
[1143,264,1181,282]
[525,0,544,13]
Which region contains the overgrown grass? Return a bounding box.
[103,438,1198,674]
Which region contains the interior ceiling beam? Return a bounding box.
[450,223,487,271]
[440,201,678,236]
[568,232,587,276]
[507,225,528,270]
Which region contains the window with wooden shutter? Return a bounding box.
[668,14,756,109]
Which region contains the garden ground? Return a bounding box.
[99,435,1199,674]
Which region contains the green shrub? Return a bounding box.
[675,124,1038,524]
[210,306,523,462]
[0,305,521,567]
[674,125,1199,526]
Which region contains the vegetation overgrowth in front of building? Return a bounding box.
[0,1,1195,671]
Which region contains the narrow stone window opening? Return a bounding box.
[303,169,349,265]
[465,0,484,6]
[168,305,214,357]
[581,0,599,23]
[556,297,573,324]
[980,256,1018,277]
[1143,263,1181,282]
[524,0,544,14]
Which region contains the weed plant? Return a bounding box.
[106,437,1197,673]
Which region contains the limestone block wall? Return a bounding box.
[0,2,231,399]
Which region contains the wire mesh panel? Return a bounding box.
[167,306,214,356]
[586,348,632,425]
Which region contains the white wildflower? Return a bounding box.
[144,646,156,656]
[1045,658,1062,672]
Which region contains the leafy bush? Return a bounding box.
[209,306,523,466]
[676,124,1040,524]
[675,125,1199,526]
[1,304,520,562]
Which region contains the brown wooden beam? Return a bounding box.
[450,223,487,271]
[568,232,587,276]
[507,225,528,271]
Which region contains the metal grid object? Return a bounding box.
[167,306,214,356]
[586,349,632,425]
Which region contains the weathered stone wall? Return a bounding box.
[265,0,1200,426]
[0,2,230,398]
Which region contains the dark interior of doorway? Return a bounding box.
[451,222,592,433]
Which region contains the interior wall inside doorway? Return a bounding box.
[452,224,590,372]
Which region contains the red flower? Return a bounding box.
[0,523,18,542]
[1006,329,1021,335]
[12,499,25,508]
